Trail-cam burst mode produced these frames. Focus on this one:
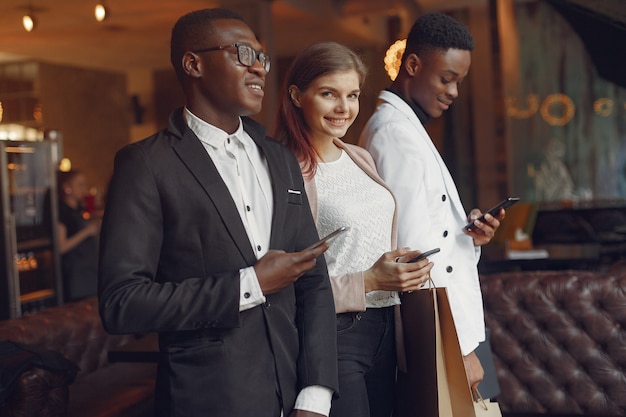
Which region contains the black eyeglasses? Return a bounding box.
[192,42,271,72]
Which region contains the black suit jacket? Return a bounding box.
[98,109,338,417]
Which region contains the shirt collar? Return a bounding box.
[385,88,431,125]
[183,107,249,149]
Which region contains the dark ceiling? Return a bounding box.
[549,0,626,88]
[0,0,623,85]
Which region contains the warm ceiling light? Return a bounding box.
[384,39,406,81]
[22,12,36,32]
[94,2,108,22]
[59,158,72,172]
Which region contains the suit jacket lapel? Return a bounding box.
[411,116,466,218]
[244,119,288,251]
[172,128,256,263]
[383,93,467,221]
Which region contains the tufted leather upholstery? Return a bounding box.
[480,265,626,416]
[0,296,156,417]
[1,366,70,417]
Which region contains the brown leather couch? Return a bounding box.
[480,262,626,416]
[0,296,156,417]
[5,265,625,417]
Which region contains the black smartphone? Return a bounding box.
[305,226,349,251]
[407,247,441,263]
[464,197,520,231]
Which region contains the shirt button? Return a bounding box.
[257,245,262,251]
[446,266,453,273]
[246,205,251,212]
[442,195,447,202]
[244,292,251,299]
[443,230,448,237]
[227,138,231,144]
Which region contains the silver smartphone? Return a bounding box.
[406,247,440,263]
[305,226,349,251]
[464,197,520,231]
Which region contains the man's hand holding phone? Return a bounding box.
[463,197,518,245]
[304,226,349,251]
[255,227,348,295]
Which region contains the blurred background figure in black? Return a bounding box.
[56,170,101,302]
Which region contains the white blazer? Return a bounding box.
[359,90,485,355]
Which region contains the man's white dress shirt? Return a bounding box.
[185,108,332,416]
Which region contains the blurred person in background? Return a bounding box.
[56,170,101,301]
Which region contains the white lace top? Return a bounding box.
[315,150,399,308]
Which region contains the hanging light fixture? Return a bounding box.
[19,2,43,32]
[384,39,406,81]
[22,8,36,32]
[94,1,109,22]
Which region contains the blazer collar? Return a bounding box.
[168,109,268,264]
[167,110,293,263]
[376,91,467,219]
[384,88,430,125]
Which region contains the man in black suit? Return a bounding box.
[98,8,338,417]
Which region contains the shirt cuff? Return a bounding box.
[239,266,266,312]
[293,385,333,416]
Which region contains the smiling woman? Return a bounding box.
[273,41,434,417]
[289,69,361,158]
[274,42,367,176]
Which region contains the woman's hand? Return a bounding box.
[363,248,433,293]
[84,218,102,236]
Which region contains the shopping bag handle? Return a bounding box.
[424,274,435,289]
[473,389,488,410]
[402,274,435,294]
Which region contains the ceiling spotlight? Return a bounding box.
[94,2,108,22]
[22,11,36,32]
[384,39,406,81]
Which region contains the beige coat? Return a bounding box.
[302,137,413,370]
[302,138,399,314]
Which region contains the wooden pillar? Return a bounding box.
[497,0,520,199]
[466,0,506,208]
[228,1,278,131]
